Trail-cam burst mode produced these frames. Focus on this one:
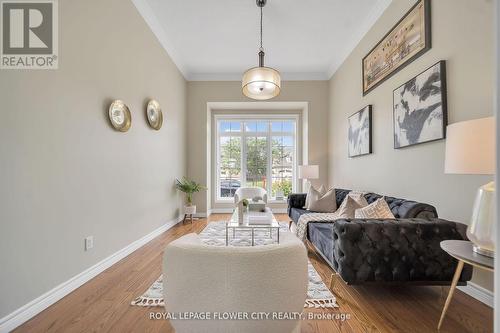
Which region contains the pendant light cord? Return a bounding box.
[260,6,263,50]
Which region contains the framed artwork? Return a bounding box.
[348,105,372,157]
[146,100,163,130]
[108,100,131,132]
[362,0,431,95]
[393,61,447,149]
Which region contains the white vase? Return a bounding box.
[185,205,196,215]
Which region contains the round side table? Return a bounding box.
[438,240,494,330]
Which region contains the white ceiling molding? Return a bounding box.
[132,0,392,82]
[325,0,392,79]
[131,0,189,78]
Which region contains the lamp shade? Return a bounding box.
[242,66,281,100]
[298,165,319,179]
[444,117,495,175]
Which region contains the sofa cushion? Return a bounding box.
[289,207,310,224]
[355,197,395,219]
[308,222,335,266]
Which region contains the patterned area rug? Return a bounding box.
[131,221,338,309]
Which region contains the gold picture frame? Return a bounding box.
[146,99,163,130]
[362,0,431,95]
[108,100,131,132]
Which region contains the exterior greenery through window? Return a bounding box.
[217,117,297,201]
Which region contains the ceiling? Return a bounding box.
[132,0,392,81]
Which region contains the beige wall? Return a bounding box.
[187,81,329,213]
[328,0,494,291]
[0,0,186,317]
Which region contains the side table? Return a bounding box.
[438,240,494,330]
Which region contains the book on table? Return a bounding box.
[247,215,272,225]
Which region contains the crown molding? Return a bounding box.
[131,0,189,79]
[326,0,392,79]
[132,0,392,82]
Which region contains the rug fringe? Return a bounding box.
[130,296,337,309]
[304,298,338,308]
[131,296,164,307]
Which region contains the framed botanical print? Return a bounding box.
[348,105,372,157]
[393,61,447,148]
[362,0,431,95]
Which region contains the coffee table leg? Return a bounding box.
[438,260,464,330]
[226,227,228,246]
[277,228,279,244]
[251,229,254,246]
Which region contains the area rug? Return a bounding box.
[131,221,338,309]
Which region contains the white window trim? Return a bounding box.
[214,114,299,204]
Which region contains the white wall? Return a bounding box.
[328,0,494,291]
[0,0,186,318]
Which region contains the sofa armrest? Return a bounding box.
[287,193,306,217]
[331,218,472,285]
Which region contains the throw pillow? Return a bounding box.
[354,197,395,219]
[348,191,369,205]
[307,188,337,213]
[305,184,326,208]
[335,195,367,218]
[307,188,337,212]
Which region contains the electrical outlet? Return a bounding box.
[85,236,94,251]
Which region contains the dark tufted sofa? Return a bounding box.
[288,189,472,285]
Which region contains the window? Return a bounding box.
[216,116,297,201]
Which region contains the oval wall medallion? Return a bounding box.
[146,100,163,130]
[108,100,131,132]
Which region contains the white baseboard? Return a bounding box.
[458,282,494,307]
[0,216,183,333]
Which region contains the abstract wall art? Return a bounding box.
[348,105,372,157]
[393,61,447,149]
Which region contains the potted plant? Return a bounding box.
[175,177,206,216]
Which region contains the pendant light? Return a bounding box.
[242,0,281,100]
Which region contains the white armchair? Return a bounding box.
[163,232,308,333]
[234,187,268,204]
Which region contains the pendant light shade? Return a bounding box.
[242,0,281,100]
[242,66,281,100]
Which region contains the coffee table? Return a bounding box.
[226,207,280,246]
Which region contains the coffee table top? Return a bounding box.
[440,240,494,271]
[228,207,279,228]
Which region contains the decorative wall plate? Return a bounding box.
[146,100,163,130]
[108,100,131,132]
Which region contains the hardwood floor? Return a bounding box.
[14,214,493,333]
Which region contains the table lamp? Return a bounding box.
[298,165,319,191]
[445,117,496,257]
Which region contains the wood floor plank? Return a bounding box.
[14,214,493,333]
